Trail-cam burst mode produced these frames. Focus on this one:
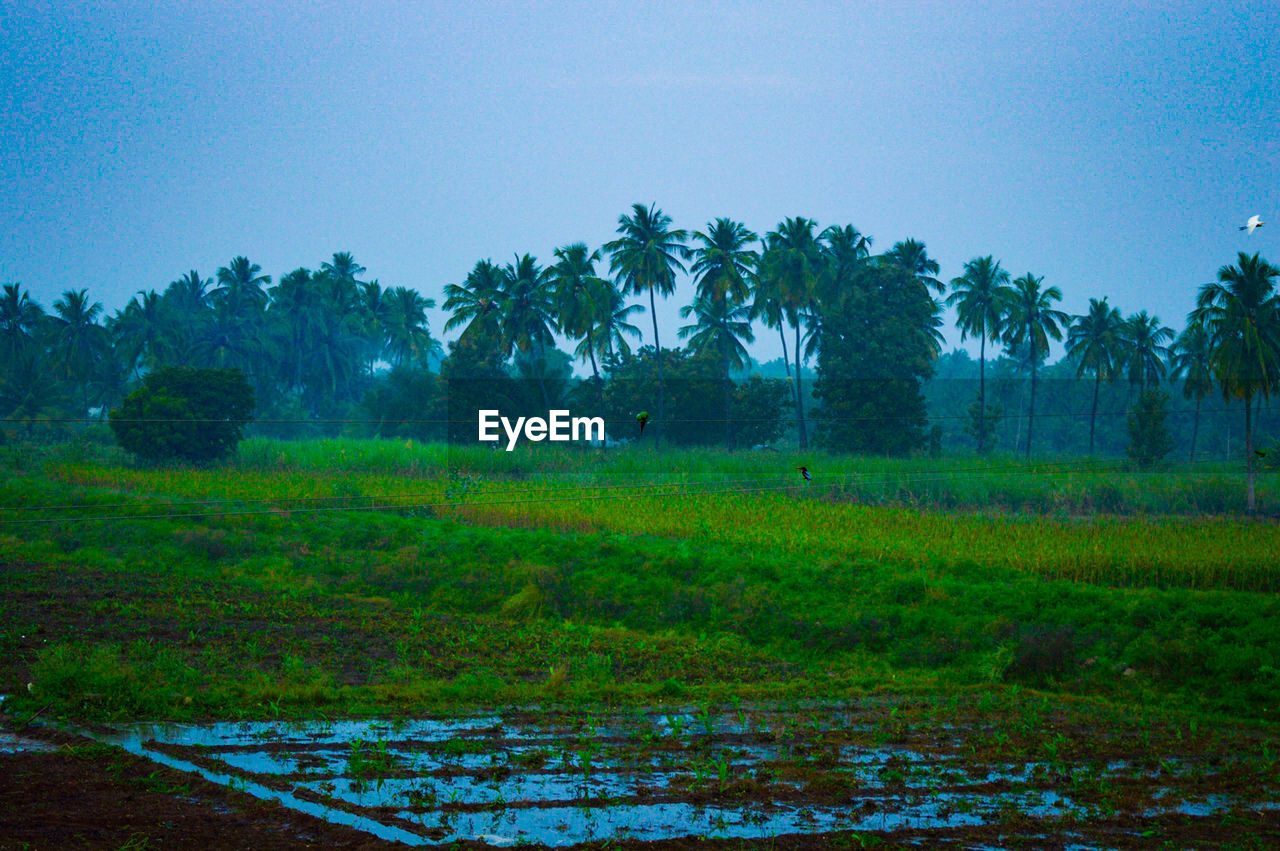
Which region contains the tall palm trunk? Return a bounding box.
[1026,360,1038,461]
[795,321,807,449]
[721,334,732,448]
[649,287,663,445]
[1089,372,1101,455]
[1189,397,1201,463]
[978,335,987,453]
[1245,391,1256,513]
[778,324,791,380]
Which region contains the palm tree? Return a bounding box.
[690,218,758,305]
[270,267,327,394]
[579,280,643,379]
[1169,318,1215,462]
[443,259,506,350]
[109,290,169,377]
[1191,252,1280,512]
[1122,311,1174,392]
[882,239,944,294]
[383,286,438,368]
[1004,273,1069,459]
[604,203,689,442]
[47,289,107,416]
[212,256,271,315]
[0,282,45,366]
[947,256,1014,452]
[748,262,792,382]
[679,294,755,445]
[161,270,212,363]
[549,243,610,380]
[1066,297,1125,454]
[500,254,556,407]
[762,217,822,448]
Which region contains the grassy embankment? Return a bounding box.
[1,437,1277,726]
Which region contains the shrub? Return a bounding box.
[109,367,254,463]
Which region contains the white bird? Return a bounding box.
[1240,214,1265,235]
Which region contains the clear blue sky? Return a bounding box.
[2,0,1276,367]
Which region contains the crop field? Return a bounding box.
[2,437,1280,847]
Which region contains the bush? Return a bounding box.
[1127,389,1173,469]
[109,367,254,463]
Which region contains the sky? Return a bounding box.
[2,0,1277,370]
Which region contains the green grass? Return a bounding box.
[1,438,1278,727]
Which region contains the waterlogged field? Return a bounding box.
[2,437,1279,846]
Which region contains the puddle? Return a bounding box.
[19,705,1278,847]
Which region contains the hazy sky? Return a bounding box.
[2,0,1277,367]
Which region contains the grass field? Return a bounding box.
[2,437,1279,845]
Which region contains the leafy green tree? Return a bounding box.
[813,263,937,454]
[109,367,254,463]
[1169,318,1215,461]
[109,290,169,377]
[1127,389,1174,468]
[604,203,690,443]
[761,217,822,448]
[1191,252,1280,512]
[1066,297,1125,454]
[1004,273,1069,458]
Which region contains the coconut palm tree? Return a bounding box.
[1066,297,1125,454]
[748,262,792,381]
[947,256,1014,453]
[1191,251,1280,512]
[160,270,212,363]
[499,254,556,407]
[109,290,169,377]
[443,259,506,350]
[1122,311,1174,391]
[882,238,944,294]
[47,289,108,416]
[679,294,755,445]
[1169,318,1215,462]
[0,282,45,366]
[1004,273,1069,459]
[579,280,643,380]
[383,286,438,368]
[212,256,271,316]
[549,243,612,381]
[690,218,758,305]
[762,217,822,448]
[604,203,689,442]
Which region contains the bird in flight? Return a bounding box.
[1240,215,1265,235]
[636,411,649,435]
[796,465,811,482]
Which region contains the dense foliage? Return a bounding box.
[108,367,254,463]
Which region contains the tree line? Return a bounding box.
[2,203,1277,503]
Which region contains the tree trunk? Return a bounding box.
[1026,361,1037,461]
[778,324,792,380]
[722,335,732,448]
[1245,391,1256,514]
[1089,372,1101,455]
[1189,397,1200,463]
[649,287,663,445]
[795,321,807,449]
[978,335,987,453]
